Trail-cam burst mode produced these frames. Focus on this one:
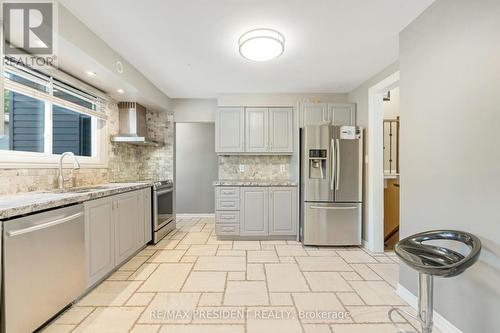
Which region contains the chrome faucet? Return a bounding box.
[58,152,80,191]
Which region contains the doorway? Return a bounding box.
[382,87,400,250]
[366,71,399,252]
[175,122,218,216]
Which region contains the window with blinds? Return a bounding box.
[0,60,108,167]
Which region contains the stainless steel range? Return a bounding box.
[152,180,176,243]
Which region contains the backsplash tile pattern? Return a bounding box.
[0,102,173,195]
[144,110,174,181]
[218,155,291,180]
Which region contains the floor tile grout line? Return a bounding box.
[127,291,160,332]
[48,217,409,332]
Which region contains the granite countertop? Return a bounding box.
[213,180,298,187]
[0,182,155,221]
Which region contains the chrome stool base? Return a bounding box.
[389,273,433,333]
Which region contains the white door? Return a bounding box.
[84,197,114,287]
[114,191,140,265]
[216,107,245,153]
[269,187,297,236]
[269,107,293,153]
[240,187,269,236]
[329,103,356,126]
[302,103,329,126]
[245,108,269,153]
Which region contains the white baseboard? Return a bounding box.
[396,283,463,333]
[176,213,215,219]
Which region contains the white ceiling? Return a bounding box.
[59,0,434,98]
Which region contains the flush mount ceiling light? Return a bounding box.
[238,28,285,62]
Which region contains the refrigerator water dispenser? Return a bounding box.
[308,149,327,179]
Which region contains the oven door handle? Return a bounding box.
[155,188,173,196]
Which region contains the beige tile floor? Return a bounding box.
[43,217,438,333]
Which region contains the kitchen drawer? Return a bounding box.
[216,223,240,236]
[216,187,240,199]
[216,211,240,224]
[216,197,240,211]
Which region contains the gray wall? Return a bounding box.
[399,0,500,331]
[172,99,217,123]
[175,123,218,214]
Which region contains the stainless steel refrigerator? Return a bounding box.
[300,125,363,246]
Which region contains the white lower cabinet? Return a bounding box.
[216,186,297,238]
[114,191,142,265]
[85,196,114,287]
[143,188,152,244]
[269,187,297,236]
[240,187,269,236]
[84,187,152,288]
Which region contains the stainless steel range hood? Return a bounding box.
[111,102,161,146]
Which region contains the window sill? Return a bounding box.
[0,161,108,169]
[0,153,108,169]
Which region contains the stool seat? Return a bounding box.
[395,230,481,278]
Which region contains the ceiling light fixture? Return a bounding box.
[238,28,285,62]
[86,71,96,77]
[117,89,125,94]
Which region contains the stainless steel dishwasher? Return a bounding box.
[2,204,86,333]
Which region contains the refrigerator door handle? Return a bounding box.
[310,205,358,210]
[335,138,341,191]
[330,138,335,190]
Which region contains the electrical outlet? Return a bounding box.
[280,164,286,173]
[239,164,245,172]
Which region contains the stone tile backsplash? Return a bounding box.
[0,101,174,195]
[218,155,291,180]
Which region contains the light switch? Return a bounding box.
[280,164,286,173]
[239,164,245,172]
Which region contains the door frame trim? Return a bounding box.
[367,71,400,253]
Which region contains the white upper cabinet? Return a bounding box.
[269,107,293,153]
[329,103,356,126]
[245,108,269,153]
[215,107,245,153]
[302,102,356,127]
[216,106,293,155]
[302,103,329,126]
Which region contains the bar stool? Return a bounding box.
[389,230,482,333]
